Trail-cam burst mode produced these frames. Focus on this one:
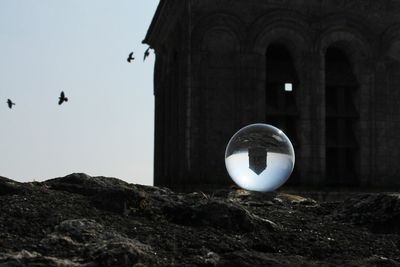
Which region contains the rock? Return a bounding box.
[334,193,400,234]
[163,200,256,232]
[45,173,148,214]
[219,251,329,267]
[0,174,400,266]
[0,250,82,267]
[275,193,317,206]
[0,177,23,196]
[351,255,400,267]
[44,173,131,196]
[203,251,220,267]
[55,219,105,243]
[89,239,155,267]
[39,218,157,267]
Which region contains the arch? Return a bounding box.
[317,25,373,85]
[318,23,374,186]
[250,10,312,85]
[319,30,371,56]
[201,28,239,53]
[321,13,373,42]
[250,9,312,55]
[317,15,373,63]
[192,13,246,52]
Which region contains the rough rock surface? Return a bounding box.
[0,173,400,266]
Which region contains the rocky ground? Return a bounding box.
[0,173,400,267]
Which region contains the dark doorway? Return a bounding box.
[265,43,299,184]
[325,47,359,186]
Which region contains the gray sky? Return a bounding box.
[0,0,159,185]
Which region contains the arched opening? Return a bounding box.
[265,43,299,184]
[325,46,359,186]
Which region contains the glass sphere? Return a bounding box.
[225,123,295,192]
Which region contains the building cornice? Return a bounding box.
[143,0,186,51]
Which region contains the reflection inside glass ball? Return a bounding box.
[225,123,295,192]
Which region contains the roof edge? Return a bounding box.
[143,0,166,46]
[143,0,185,49]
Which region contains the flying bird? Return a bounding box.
[144,47,150,61]
[127,52,135,63]
[7,99,15,109]
[58,91,68,105]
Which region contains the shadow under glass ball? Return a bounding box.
[225,123,295,192]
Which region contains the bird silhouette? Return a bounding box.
[7,99,15,109]
[144,47,150,61]
[127,52,135,63]
[58,91,68,105]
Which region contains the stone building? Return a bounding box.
[143,0,400,191]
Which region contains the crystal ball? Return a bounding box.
[225,123,295,192]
